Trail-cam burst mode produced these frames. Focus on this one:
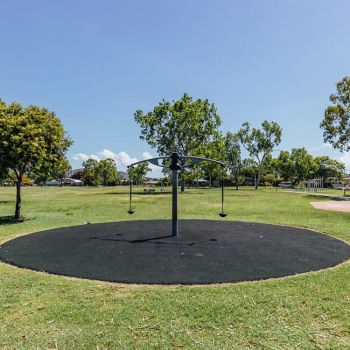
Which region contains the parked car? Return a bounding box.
[278,181,294,188]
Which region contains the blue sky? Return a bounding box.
[1,0,350,176]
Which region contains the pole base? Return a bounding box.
[128,210,135,214]
[219,212,227,217]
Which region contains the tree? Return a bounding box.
[225,132,242,190]
[197,136,225,188]
[71,169,84,180]
[96,158,119,186]
[321,76,350,151]
[134,93,222,191]
[240,158,258,185]
[238,121,282,189]
[313,156,345,180]
[0,163,8,186]
[128,163,151,186]
[277,151,295,181]
[51,157,72,186]
[290,148,315,182]
[30,157,71,186]
[0,100,73,219]
[82,159,99,186]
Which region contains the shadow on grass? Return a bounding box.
[104,191,172,196]
[0,216,29,226]
[303,194,349,201]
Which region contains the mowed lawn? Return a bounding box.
[0,186,349,350]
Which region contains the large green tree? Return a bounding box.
[321,76,350,151]
[313,156,345,180]
[82,159,100,186]
[51,157,72,186]
[197,136,225,188]
[277,151,295,181]
[238,121,282,189]
[225,132,242,190]
[290,148,315,182]
[128,163,151,186]
[134,93,222,191]
[97,158,119,186]
[0,100,73,219]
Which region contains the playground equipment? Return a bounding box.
[303,177,324,192]
[127,152,227,236]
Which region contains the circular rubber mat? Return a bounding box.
[0,220,349,284]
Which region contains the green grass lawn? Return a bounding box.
[0,186,349,349]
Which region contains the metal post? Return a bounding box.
[129,179,132,211]
[172,169,178,237]
[221,175,224,213]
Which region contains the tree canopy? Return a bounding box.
[225,132,242,189]
[134,93,222,156]
[134,93,222,191]
[321,76,350,151]
[128,163,151,186]
[97,158,120,186]
[82,159,100,186]
[238,120,282,189]
[0,99,73,218]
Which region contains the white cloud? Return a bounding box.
[116,151,138,167]
[72,153,89,162]
[309,143,332,152]
[71,153,100,162]
[98,148,139,167]
[70,149,164,176]
[98,149,117,159]
[89,154,101,161]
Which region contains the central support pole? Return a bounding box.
[172,169,178,237]
[170,152,181,237]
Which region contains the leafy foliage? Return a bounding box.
[238,121,282,189]
[128,163,151,186]
[321,76,350,151]
[134,93,222,156]
[0,99,73,218]
[225,132,242,189]
[134,93,222,191]
[82,159,100,186]
[97,158,120,186]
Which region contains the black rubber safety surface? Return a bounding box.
[1,220,349,284]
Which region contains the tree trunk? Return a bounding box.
[181,176,185,192]
[15,177,22,219]
[235,176,239,190]
[255,172,260,190]
[209,174,212,189]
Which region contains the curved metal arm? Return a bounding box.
[128,155,225,169]
[127,156,169,168]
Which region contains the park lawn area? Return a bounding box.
[0,186,349,349]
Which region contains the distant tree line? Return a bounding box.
[1,76,349,218]
[134,81,350,189]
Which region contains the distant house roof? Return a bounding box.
[63,178,83,184]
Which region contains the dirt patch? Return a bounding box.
[311,201,350,213]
